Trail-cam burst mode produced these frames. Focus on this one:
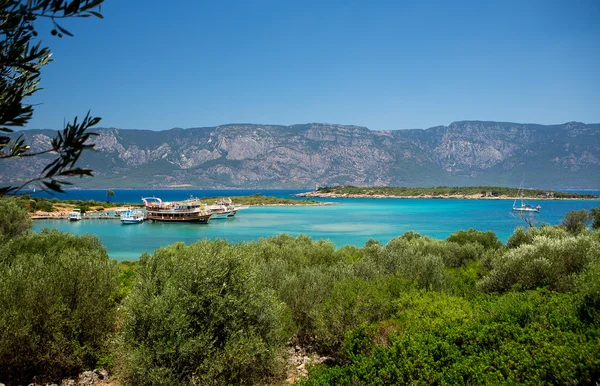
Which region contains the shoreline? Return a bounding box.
[29,202,334,220]
[294,192,600,200]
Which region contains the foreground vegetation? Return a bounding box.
[1,197,600,385]
[314,185,599,199]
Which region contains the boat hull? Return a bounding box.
[121,218,144,224]
[211,211,232,219]
[147,213,212,223]
[512,207,539,213]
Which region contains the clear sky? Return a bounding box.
[26,0,600,131]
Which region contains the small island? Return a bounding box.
[296,186,599,200]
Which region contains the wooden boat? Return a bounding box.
[142,197,212,223]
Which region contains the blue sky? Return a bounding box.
[27,0,600,131]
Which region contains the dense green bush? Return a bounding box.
[446,228,504,250]
[303,290,600,385]
[562,209,592,234]
[577,263,600,325]
[506,224,571,249]
[119,240,290,385]
[368,237,445,289]
[313,276,409,355]
[0,230,118,384]
[244,235,352,343]
[591,207,600,230]
[479,234,600,293]
[0,197,31,241]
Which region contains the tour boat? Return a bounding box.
[69,208,82,221]
[142,197,212,223]
[120,209,145,224]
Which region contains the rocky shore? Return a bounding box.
[0,369,115,386]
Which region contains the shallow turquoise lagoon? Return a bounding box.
[32,197,600,261]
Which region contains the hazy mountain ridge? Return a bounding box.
[2,121,599,189]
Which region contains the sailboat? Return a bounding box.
[512,182,541,213]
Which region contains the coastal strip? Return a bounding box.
[27,197,334,220]
[295,186,600,200]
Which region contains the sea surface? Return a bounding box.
[30,189,600,261]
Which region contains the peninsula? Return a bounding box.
[295,186,599,200]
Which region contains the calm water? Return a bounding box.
[31,190,600,261]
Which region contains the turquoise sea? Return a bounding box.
[31,190,600,261]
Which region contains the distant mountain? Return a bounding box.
[2,121,599,189]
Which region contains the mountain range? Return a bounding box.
[2,121,599,189]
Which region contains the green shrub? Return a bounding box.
[398,231,422,241]
[562,209,591,234]
[0,197,31,241]
[0,230,118,384]
[444,261,484,298]
[366,237,445,289]
[591,207,600,230]
[119,240,290,385]
[576,263,600,325]
[506,225,570,249]
[446,228,504,250]
[313,276,409,356]
[244,235,352,343]
[303,291,600,385]
[442,241,485,268]
[479,234,600,293]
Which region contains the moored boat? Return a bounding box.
[69,208,82,221]
[120,209,145,224]
[512,182,541,213]
[211,198,247,218]
[142,197,212,223]
[207,200,233,219]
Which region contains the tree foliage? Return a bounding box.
[561,209,591,234]
[106,189,115,203]
[118,240,290,386]
[0,196,31,240]
[590,207,600,230]
[0,229,118,384]
[0,0,104,195]
[2,223,600,384]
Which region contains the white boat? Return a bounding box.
[210,198,247,218]
[120,209,145,224]
[512,183,541,213]
[69,208,82,221]
[207,203,233,219]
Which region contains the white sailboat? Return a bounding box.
[512,182,541,213]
